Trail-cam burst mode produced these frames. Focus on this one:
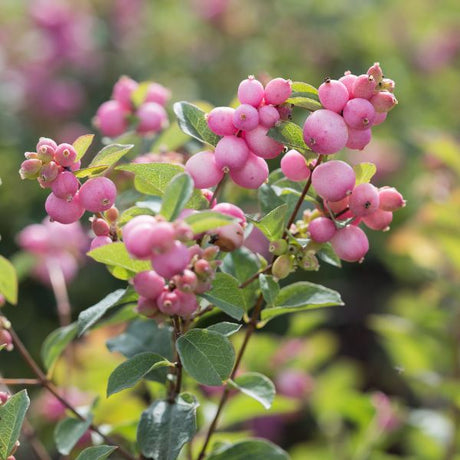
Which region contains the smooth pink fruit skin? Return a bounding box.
[214,136,249,171]
[349,183,380,217]
[207,107,237,136]
[186,151,224,188]
[90,236,112,250]
[151,241,191,279]
[54,143,77,167]
[157,290,181,315]
[19,159,42,179]
[45,193,85,224]
[136,296,160,318]
[36,137,58,156]
[229,152,268,189]
[95,100,128,138]
[378,187,405,211]
[326,196,349,214]
[133,270,165,299]
[92,218,110,236]
[346,127,372,150]
[38,161,61,188]
[363,209,393,231]
[51,171,79,200]
[244,125,284,159]
[213,222,245,251]
[370,91,397,113]
[264,78,292,105]
[176,291,199,317]
[237,76,264,107]
[331,226,369,262]
[343,98,376,130]
[318,79,349,113]
[312,160,356,202]
[351,74,377,99]
[339,72,358,97]
[212,202,246,225]
[136,102,168,134]
[144,82,171,106]
[281,150,310,182]
[17,224,50,253]
[308,217,336,243]
[122,215,157,241]
[303,109,349,154]
[150,222,176,253]
[258,105,280,128]
[232,104,259,131]
[373,111,388,126]
[112,76,138,110]
[124,223,157,259]
[79,177,117,213]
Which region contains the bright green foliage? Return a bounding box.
[160,172,194,220]
[0,255,17,305]
[252,204,288,241]
[230,372,276,409]
[268,121,310,154]
[73,134,94,161]
[54,415,93,455]
[353,162,377,185]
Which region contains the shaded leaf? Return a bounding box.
[268,121,310,153]
[54,415,93,455]
[317,243,342,268]
[207,439,289,460]
[207,322,242,336]
[75,445,117,460]
[160,172,194,221]
[252,204,288,241]
[41,323,78,371]
[259,275,279,307]
[230,372,276,409]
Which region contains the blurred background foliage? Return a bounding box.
[0,0,459,458]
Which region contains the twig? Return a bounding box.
[0,378,42,385]
[168,316,184,403]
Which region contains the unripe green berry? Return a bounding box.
[272,254,294,280]
[269,239,288,255]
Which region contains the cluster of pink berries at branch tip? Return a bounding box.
[123,214,226,319]
[94,76,170,138]
[186,76,293,190]
[19,137,118,227]
[303,62,397,155]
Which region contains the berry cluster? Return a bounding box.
[19,137,118,226]
[303,63,397,155]
[186,76,292,190]
[94,76,170,138]
[123,215,222,318]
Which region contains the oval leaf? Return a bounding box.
[230,372,276,409]
[54,415,93,455]
[75,445,117,460]
[41,323,78,371]
[0,255,18,304]
[160,172,194,221]
[88,144,134,169]
[73,134,94,161]
[251,204,288,241]
[207,439,289,460]
[184,211,235,234]
[353,162,377,185]
[177,329,235,386]
[207,322,242,337]
[268,121,310,153]
[259,274,279,307]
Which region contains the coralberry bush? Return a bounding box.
[0,63,405,460]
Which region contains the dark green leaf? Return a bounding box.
[184,211,235,234]
[259,275,279,307]
[0,390,30,459]
[317,243,342,268]
[230,372,276,409]
[258,184,285,214]
[41,323,78,371]
[201,272,245,320]
[137,394,198,460]
[268,121,310,153]
[353,162,377,185]
[88,144,134,169]
[107,352,171,397]
[0,255,17,304]
[73,134,94,161]
[177,329,235,386]
[160,173,194,221]
[261,281,344,321]
[207,322,242,336]
[252,204,288,241]
[54,415,93,455]
[173,101,221,147]
[75,445,117,460]
[207,439,289,460]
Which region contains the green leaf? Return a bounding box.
[87,144,134,169]
[259,275,279,307]
[258,183,285,214]
[286,96,322,111]
[151,121,190,152]
[73,134,94,161]
[87,242,151,276]
[317,243,342,268]
[77,289,127,337]
[107,352,171,397]
[177,329,235,386]
[268,121,310,153]
[207,439,289,460]
[131,81,150,107]
[252,204,288,241]
[0,390,30,459]
[230,372,276,409]
[353,162,377,185]
[137,394,198,460]
[160,172,194,221]
[261,281,344,321]
[184,211,235,234]
[201,272,245,320]
[54,415,93,455]
[75,445,117,460]
[74,165,111,179]
[173,101,221,147]
[290,81,319,97]
[0,255,17,304]
[41,323,78,371]
[207,322,242,336]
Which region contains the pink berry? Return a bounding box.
[90,235,112,250]
[0,329,13,351]
[157,290,181,315]
[244,125,284,159]
[303,109,348,155]
[331,225,369,262]
[176,291,199,317]
[174,221,194,242]
[19,159,42,179]
[94,100,128,138]
[318,79,349,113]
[112,76,138,110]
[378,187,406,211]
[363,209,393,231]
[229,152,268,189]
[338,71,358,97]
[325,196,349,214]
[238,76,264,107]
[91,218,110,236]
[212,202,246,226]
[150,222,176,253]
[343,98,376,130]
[54,143,77,167]
[136,296,160,318]
[144,82,171,106]
[124,222,157,259]
[367,62,383,84]
[212,222,244,252]
[277,104,292,120]
[280,150,310,182]
[349,183,380,217]
[17,224,50,253]
[207,107,237,136]
[214,136,249,171]
[373,111,387,126]
[308,217,336,243]
[136,102,168,135]
[264,78,292,105]
[36,137,57,157]
[133,270,165,299]
[45,192,85,224]
[151,241,191,279]
[351,74,377,99]
[38,161,61,188]
[258,105,280,128]
[233,104,259,131]
[346,127,372,150]
[370,91,398,113]
[173,269,198,293]
[380,78,395,93]
[0,391,10,404]
[51,171,79,200]
[311,160,356,202]
[186,150,224,188]
[79,177,117,213]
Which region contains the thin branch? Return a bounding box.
[168,316,184,403]
[0,378,42,386]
